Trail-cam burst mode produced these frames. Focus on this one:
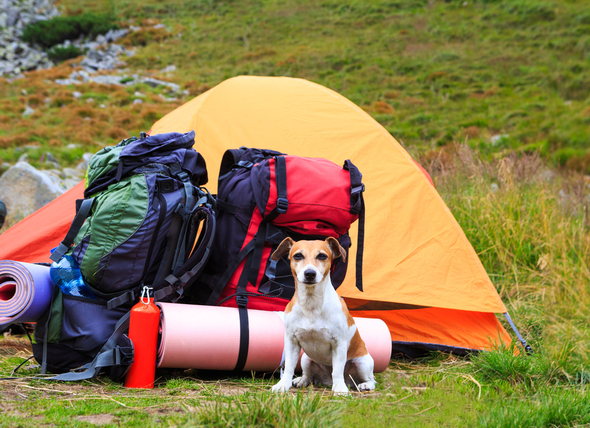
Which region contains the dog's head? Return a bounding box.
[271,237,346,286]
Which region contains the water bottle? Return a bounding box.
[49,254,96,299]
[125,286,160,389]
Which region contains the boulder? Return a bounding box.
[0,161,66,224]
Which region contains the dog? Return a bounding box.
[271,237,375,394]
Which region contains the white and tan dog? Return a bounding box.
[271,237,375,394]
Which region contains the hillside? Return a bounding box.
[1,0,589,171]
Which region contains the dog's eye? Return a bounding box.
[316,253,328,261]
[292,253,304,260]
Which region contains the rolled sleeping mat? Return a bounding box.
[0,260,54,326]
[157,302,391,373]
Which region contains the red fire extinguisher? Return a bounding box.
[124,286,160,389]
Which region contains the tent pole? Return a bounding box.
[504,312,533,354]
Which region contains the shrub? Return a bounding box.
[22,14,118,49]
[47,46,83,63]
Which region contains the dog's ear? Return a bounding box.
[271,237,295,261]
[326,237,346,262]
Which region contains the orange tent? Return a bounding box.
[0,76,524,356]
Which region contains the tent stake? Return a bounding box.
[504,312,533,354]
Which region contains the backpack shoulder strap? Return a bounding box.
[49,198,95,263]
[154,205,216,302]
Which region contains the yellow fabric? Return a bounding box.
[150,76,506,314]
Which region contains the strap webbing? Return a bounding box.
[247,156,288,286]
[205,238,257,305]
[233,253,252,372]
[354,197,365,292]
[155,205,217,302]
[234,305,250,371]
[40,287,60,374]
[344,159,365,292]
[49,198,95,263]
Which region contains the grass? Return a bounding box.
[1,0,590,426]
[1,0,590,171]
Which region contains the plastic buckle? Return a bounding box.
[175,170,190,182]
[236,294,249,308]
[237,160,254,169]
[276,197,289,214]
[351,184,365,194]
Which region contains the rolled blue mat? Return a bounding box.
[0,260,54,326]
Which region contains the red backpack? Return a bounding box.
[191,148,365,370]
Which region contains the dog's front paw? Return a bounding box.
[293,376,310,388]
[332,382,349,396]
[356,380,376,392]
[271,381,292,393]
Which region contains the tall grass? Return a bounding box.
[480,388,590,428]
[420,145,590,371]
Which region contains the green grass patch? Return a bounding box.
[47,46,84,63]
[21,13,118,49]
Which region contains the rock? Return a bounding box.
[43,152,60,168]
[161,65,176,73]
[76,152,94,171]
[0,0,58,77]
[0,161,67,224]
[62,167,83,180]
[143,77,181,93]
[22,105,34,117]
[104,28,129,42]
[490,134,509,146]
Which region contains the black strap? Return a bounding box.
[40,287,60,374]
[234,304,250,372]
[355,197,365,292]
[247,156,288,286]
[205,238,257,305]
[344,160,365,292]
[233,251,255,372]
[49,198,95,263]
[153,207,216,303]
[106,288,138,310]
[271,156,289,218]
[43,312,132,381]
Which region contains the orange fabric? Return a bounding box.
[150,76,506,314]
[349,307,513,352]
[0,181,84,264]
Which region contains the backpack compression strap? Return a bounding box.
[153,206,216,303]
[49,198,95,263]
[344,159,365,292]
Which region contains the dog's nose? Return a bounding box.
[304,269,316,282]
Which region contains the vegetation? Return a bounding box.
[47,45,84,62]
[21,13,118,49]
[1,0,589,426]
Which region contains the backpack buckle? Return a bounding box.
[276,197,289,214]
[351,184,365,194]
[236,294,248,308]
[175,170,190,182]
[237,160,253,169]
